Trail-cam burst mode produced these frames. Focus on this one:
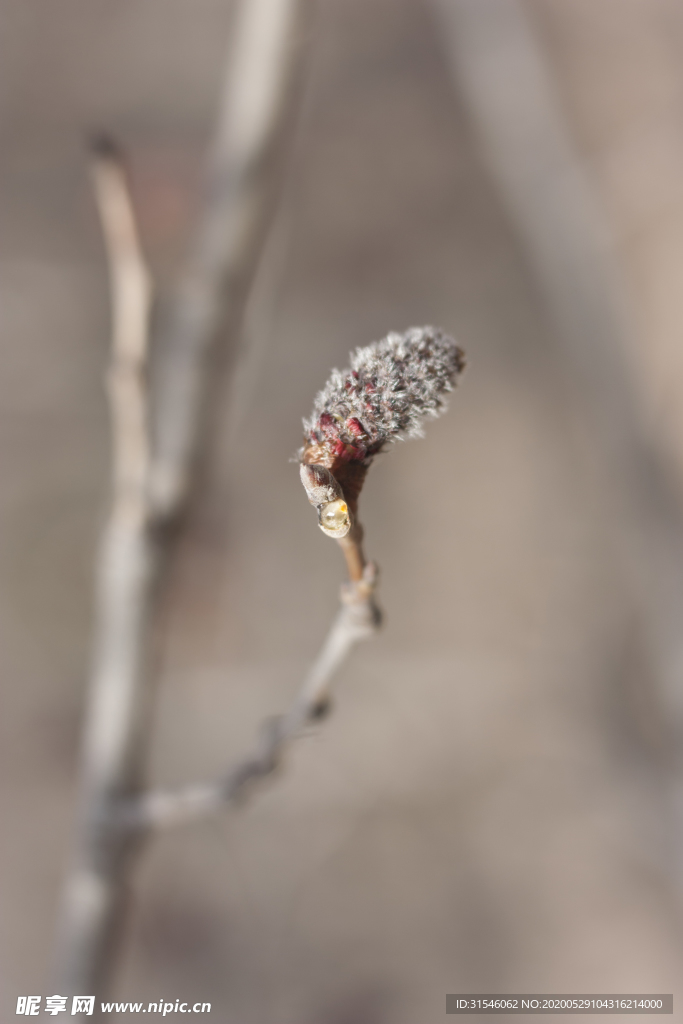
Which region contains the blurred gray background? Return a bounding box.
[2,0,683,1021]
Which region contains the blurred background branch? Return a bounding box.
[56,0,314,1005]
[148,0,314,521]
[56,139,155,1002]
[431,0,683,887]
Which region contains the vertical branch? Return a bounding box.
[57,0,313,1003]
[149,0,314,520]
[92,137,152,529]
[57,140,154,999]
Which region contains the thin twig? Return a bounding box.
[115,561,380,831]
[56,139,155,997]
[149,0,314,521]
[338,524,367,583]
[57,0,313,1001]
[117,323,465,833]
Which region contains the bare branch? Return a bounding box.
[149,0,314,521]
[115,564,381,831]
[56,139,155,997]
[116,326,465,832]
[90,136,152,528]
[57,0,314,1001]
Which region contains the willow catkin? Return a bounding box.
[299,326,465,535]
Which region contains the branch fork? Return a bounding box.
[57,5,463,997]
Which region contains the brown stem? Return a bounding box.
[116,556,381,832]
[338,521,366,582]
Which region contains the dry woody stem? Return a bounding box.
[56,140,155,999]
[56,0,314,1004]
[113,327,471,831]
[56,1,464,1006]
[115,558,381,831]
[149,0,314,520]
[120,329,464,831]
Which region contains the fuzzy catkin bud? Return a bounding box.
[301,325,464,465]
[299,326,465,529]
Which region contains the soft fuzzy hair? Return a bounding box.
[301,326,465,467]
